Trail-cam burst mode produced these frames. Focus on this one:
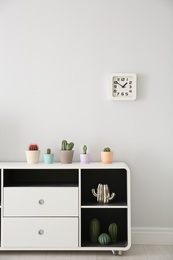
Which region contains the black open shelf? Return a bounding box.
[81,208,128,247]
[4,169,78,187]
[0,170,2,205]
[81,169,127,205]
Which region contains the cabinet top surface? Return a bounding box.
[0,162,130,170]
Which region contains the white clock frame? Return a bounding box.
[110,73,137,101]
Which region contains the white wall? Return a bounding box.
[0,0,173,234]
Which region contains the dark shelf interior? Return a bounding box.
[81,208,128,247]
[81,169,127,205]
[4,169,78,187]
[0,170,2,205]
[81,202,127,207]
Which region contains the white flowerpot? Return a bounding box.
[25,150,40,164]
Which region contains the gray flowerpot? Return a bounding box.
[59,150,74,164]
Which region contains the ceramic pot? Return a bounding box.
[80,154,90,164]
[44,154,54,164]
[59,150,74,164]
[101,151,113,164]
[25,150,40,164]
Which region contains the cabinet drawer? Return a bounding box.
[4,187,78,216]
[3,217,78,248]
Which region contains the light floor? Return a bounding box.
[0,245,173,259]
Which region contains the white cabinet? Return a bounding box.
[0,162,131,255]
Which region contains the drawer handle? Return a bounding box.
[38,229,44,235]
[39,199,44,205]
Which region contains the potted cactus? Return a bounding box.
[25,144,40,164]
[101,147,113,164]
[80,145,90,164]
[44,148,54,164]
[59,140,74,164]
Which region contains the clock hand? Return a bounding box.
[122,82,128,88]
[115,81,123,87]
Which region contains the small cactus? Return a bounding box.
[28,144,39,151]
[103,147,111,152]
[61,140,74,150]
[47,148,51,154]
[83,145,87,154]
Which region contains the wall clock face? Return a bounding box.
[111,73,137,100]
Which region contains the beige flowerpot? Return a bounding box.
[101,151,113,164]
[25,150,40,164]
[59,150,74,164]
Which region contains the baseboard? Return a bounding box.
[132,227,173,245]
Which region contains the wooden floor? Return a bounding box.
[0,245,173,259]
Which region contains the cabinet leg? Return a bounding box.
[112,250,123,256]
[117,251,123,256]
[112,250,116,255]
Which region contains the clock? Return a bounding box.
[110,73,137,100]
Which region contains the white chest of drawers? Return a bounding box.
[0,162,131,255]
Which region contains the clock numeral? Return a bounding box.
[129,90,132,93]
[129,81,132,84]
[121,78,125,81]
[121,93,124,96]
[125,92,128,96]
[129,85,132,88]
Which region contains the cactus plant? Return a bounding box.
[83,145,87,154]
[44,148,54,164]
[26,144,40,164]
[28,144,39,151]
[92,183,115,204]
[46,148,51,154]
[80,145,90,163]
[103,147,111,152]
[101,147,113,164]
[98,233,111,245]
[108,223,118,243]
[61,140,74,150]
[89,218,101,243]
[60,140,74,164]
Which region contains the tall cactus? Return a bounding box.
[83,145,87,154]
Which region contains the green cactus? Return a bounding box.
[47,148,51,154]
[66,142,74,150]
[83,145,87,154]
[103,147,111,152]
[61,140,67,150]
[61,140,74,150]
